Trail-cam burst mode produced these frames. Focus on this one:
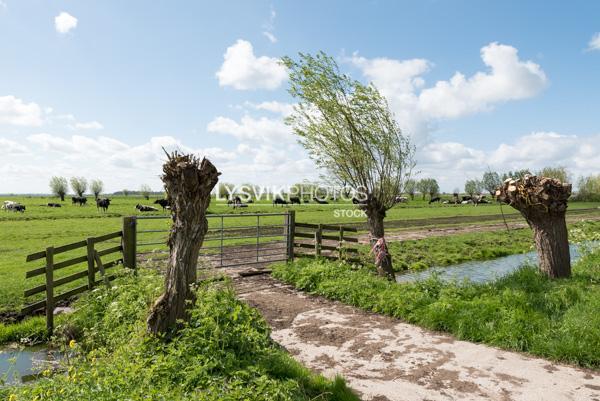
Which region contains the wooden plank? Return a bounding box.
[321,244,338,251]
[54,283,89,303]
[96,245,122,257]
[54,255,88,270]
[93,231,123,243]
[26,250,46,262]
[25,266,46,278]
[23,283,46,298]
[342,237,359,243]
[294,232,314,239]
[21,299,46,315]
[25,254,89,278]
[45,247,54,336]
[320,224,358,232]
[53,269,89,288]
[294,243,315,249]
[54,240,88,255]
[294,222,320,229]
[94,250,110,288]
[344,247,359,253]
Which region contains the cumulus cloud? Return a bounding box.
[207,114,294,143]
[216,40,287,90]
[74,121,103,130]
[54,12,78,34]
[0,138,28,154]
[244,101,295,116]
[587,32,600,52]
[350,42,547,142]
[0,95,44,126]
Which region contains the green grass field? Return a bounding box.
[1,194,598,314]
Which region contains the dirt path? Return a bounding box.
[231,273,600,401]
[358,213,600,243]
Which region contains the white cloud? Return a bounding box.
[244,101,295,116]
[0,95,44,126]
[587,33,600,52]
[216,40,287,90]
[207,114,294,143]
[0,138,28,154]
[263,31,277,44]
[350,42,547,142]
[54,12,78,34]
[74,121,103,130]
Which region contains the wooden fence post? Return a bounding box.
[315,224,322,257]
[122,216,137,270]
[339,226,344,260]
[44,246,55,336]
[285,211,295,261]
[86,238,96,290]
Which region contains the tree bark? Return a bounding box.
[496,175,572,278]
[147,152,220,336]
[365,202,395,281]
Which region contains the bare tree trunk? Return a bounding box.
[365,202,395,281]
[496,175,572,278]
[147,152,220,336]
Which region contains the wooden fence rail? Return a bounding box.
[22,230,125,335]
[292,222,361,263]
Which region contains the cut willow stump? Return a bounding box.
[147,151,220,335]
[495,175,572,278]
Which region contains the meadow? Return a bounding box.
[1,194,598,315]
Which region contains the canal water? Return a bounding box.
[396,243,593,284]
[0,345,62,385]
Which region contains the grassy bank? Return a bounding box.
[2,269,358,401]
[272,247,600,368]
[357,220,600,271]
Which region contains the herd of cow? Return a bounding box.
[1,197,172,214]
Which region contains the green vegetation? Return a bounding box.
[0,195,598,313]
[272,247,600,368]
[2,270,358,401]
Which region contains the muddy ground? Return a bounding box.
[230,273,600,401]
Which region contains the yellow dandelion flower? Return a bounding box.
[8,394,17,401]
[69,339,76,349]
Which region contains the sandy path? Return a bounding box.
[231,274,600,401]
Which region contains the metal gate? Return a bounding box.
[132,212,294,268]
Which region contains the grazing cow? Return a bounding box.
[462,195,473,202]
[428,197,441,204]
[313,197,328,204]
[2,200,17,211]
[273,197,288,207]
[153,198,170,211]
[96,198,111,212]
[289,196,301,205]
[2,201,25,212]
[303,198,310,203]
[246,199,254,204]
[72,196,87,206]
[352,197,367,205]
[47,203,62,208]
[136,204,158,212]
[394,196,408,204]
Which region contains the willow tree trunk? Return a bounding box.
[496,175,572,278]
[365,202,395,281]
[147,152,220,336]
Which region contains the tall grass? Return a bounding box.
[2,269,359,401]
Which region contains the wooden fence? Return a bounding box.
[292,222,361,263]
[22,231,124,335]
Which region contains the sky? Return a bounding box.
[1,0,599,194]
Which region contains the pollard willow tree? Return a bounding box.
[147,151,220,335]
[283,52,415,280]
[496,175,572,278]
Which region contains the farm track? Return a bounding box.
[230,273,600,401]
[359,211,600,243]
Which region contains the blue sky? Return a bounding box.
[1,0,599,193]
